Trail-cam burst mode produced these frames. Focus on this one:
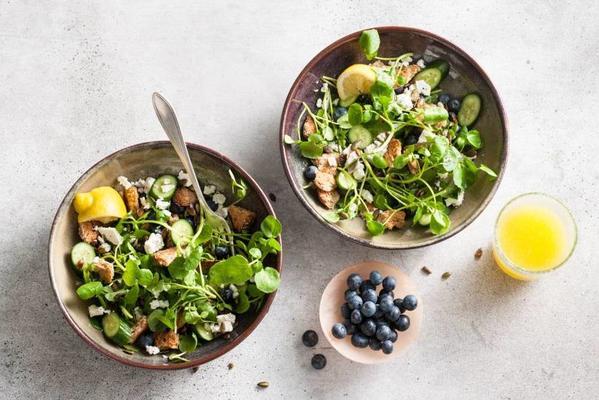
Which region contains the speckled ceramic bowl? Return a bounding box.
[48,141,282,370]
[280,26,508,249]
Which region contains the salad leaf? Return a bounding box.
[254,267,281,294]
[209,255,253,286]
[260,215,282,238]
[359,29,380,60]
[76,281,103,300]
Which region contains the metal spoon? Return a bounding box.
[152,92,233,252]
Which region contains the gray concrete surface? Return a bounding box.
[1,1,597,399]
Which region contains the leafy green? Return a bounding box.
[260,215,282,238]
[254,267,281,293]
[359,29,380,60]
[76,281,103,300]
[208,255,253,286]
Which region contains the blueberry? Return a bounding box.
[221,287,234,303]
[369,337,382,351]
[393,298,404,308]
[361,288,377,303]
[311,354,327,370]
[347,295,363,311]
[170,203,186,215]
[381,340,394,354]
[361,301,376,318]
[350,309,363,325]
[137,333,154,350]
[334,106,348,120]
[185,217,196,230]
[382,276,396,291]
[376,325,392,341]
[375,319,389,329]
[379,296,394,313]
[379,290,394,300]
[388,329,398,343]
[402,295,418,311]
[448,98,461,113]
[438,93,450,106]
[331,323,347,339]
[303,165,318,181]
[351,333,369,348]
[395,315,410,331]
[347,273,363,291]
[374,304,384,319]
[360,319,377,337]
[360,279,376,293]
[404,132,419,145]
[302,330,319,347]
[343,320,356,335]
[215,245,229,259]
[345,289,358,301]
[386,306,401,322]
[369,271,383,286]
[394,87,404,95]
[340,303,351,319]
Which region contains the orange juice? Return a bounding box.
[493,193,576,280]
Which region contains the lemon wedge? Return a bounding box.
[336,64,376,106]
[73,186,127,223]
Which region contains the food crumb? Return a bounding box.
[441,272,451,280]
[191,367,199,374]
[268,193,277,202]
[227,362,234,370]
[257,381,269,388]
[474,248,483,260]
[421,266,432,275]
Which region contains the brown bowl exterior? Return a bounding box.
[48,141,282,370]
[280,26,508,249]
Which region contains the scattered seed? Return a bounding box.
[421,266,432,275]
[227,362,234,370]
[191,367,199,374]
[268,193,277,202]
[474,248,483,260]
[441,272,451,280]
[257,381,269,388]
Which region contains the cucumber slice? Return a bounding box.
[171,219,194,245]
[348,125,373,149]
[413,67,443,89]
[427,59,450,79]
[336,170,357,191]
[194,324,214,341]
[457,93,482,127]
[71,242,96,269]
[150,175,178,200]
[102,313,132,346]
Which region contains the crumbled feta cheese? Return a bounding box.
[215,206,228,219]
[352,163,366,181]
[415,80,431,96]
[144,233,164,255]
[316,98,323,108]
[396,93,413,109]
[345,152,359,169]
[140,196,150,210]
[177,170,193,187]
[362,189,374,204]
[341,145,353,157]
[161,184,175,194]
[134,177,155,194]
[98,242,111,254]
[162,209,172,217]
[348,203,358,215]
[325,143,340,153]
[203,184,216,195]
[88,305,110,318]
[376,133,387,142]
[416,59,426,68]
[95,227,123,246]
[212,193,226,205]
[364,144,377,154]
[333,98,339,106]
[211,313,236,333]
[155,198,170,210]
[145,345,160,355]
[117,176,132,189]
[445,191,465,207]
[229,284,239,299]
[417,129,436,144]
[320,83,328,92]
[149,299,169,310]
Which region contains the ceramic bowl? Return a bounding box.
[280,26,508,249]
[48,141,282,369]
[319,260,422,364]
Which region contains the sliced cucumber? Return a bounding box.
[71,242,96,269]
[150,175,178,200]
[194,323,214,341]
[413,67,443,89]
[336,170,357,191]
[171,219,194,245]
[457,93,482,127]
[427,59,450,79]
[348,125,373,149]
[102,313,132,346]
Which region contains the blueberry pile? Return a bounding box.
[331,271,417,355]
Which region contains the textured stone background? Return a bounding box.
[1,1,597,399]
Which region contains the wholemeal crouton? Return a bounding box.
[154,330,179,350]
[314,171,337,192]
[153,247,178,267]
[384,138,402,166]
[408,159,420,175]
[172,187,197,207]
[130,316,148,344]
[313,153,340,175]
[397,64,421,85]
[78,221,99,244]
[377,209,407,230]
[124,187,139,214]
[316,189,340,210]
[201,259,218,271]
[93,259,114,284]
[302,115,317,139]
[228,205,256,232]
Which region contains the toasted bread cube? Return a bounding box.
[172,187,197,207]
[316,189,340,210]
[154,330,179,350]
[130,316,148,344]
[93,259,114,284]
[377,210,406,230]
[228,205,256,232]
[314,171,337,192]
[384,139,402,166]
[397,64,421,85]
[153,247,178,267]
[302,115,317,139]
[78,221,99,244]
[124,187,139,214]
[313,153,340,175]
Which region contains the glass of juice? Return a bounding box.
[493,193,577,280]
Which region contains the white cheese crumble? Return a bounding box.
[229,284,239,299]
[352,163,366,181]
[376,133,387,142]
[445,191,465,207]
[212,193,226,205]
[155,198,170,210]
[149,299,169,310]
[316,98,323,108]
[415,80,431,96]
[88,305,110,318]
[345,152,359,169]
[362,189,374,204]
[396,93,413,110]
[203,184,216,195]
[417,129,436,144]
[144,233,164,255]
[98,242,111,254]
[215,206,228,219]
[211,313,236,333]
[145,345,160,355]
[134,177,155,194]
[416,59,426,68]
[177,170,193,187]
[95,227,123,246]
[140,196,151,210]
[117,176,132,189]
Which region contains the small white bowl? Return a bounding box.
[319,260,423,364]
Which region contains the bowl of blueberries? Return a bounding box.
[319,260,422,364]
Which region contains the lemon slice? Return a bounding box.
[336,64,376,106]
[73,186,127,223]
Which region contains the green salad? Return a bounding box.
[70,170,281,362]
[285,29,496,236]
